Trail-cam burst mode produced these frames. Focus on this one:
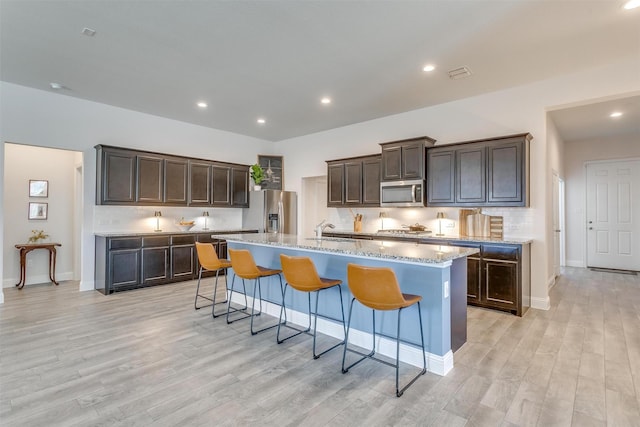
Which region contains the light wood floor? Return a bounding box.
[1,267,639,426]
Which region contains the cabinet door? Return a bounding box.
[456,145,486,204]
[402,143,423,179]
[136,155,164,203]
[189,161,212,205]
[466,256,481,303]
[427,148,455,204]
[482,259,518,311]
[142,247,169,284]
[212,165,231,206]
[362,156,381,206]
[171,245,195,279]
[487,139,523,205]
[109,249,140,289]
[164,158,188,205]
[381,145,402,181]
[344,161,362,204]
[327,163,344,206]
[101,149,136,204]
[231,166,249,207]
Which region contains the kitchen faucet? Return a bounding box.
[315,220,335,238]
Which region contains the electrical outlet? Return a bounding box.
[444,281,449,298]
[445,221,455,228]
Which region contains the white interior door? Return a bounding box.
[301,176,327,238]
[552,171,561,278]
[586,160,640,271]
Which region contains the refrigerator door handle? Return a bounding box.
[278,200,283,234]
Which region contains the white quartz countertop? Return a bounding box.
[95,229,256,237]
[217,233,479,265]
[325,230,532,245]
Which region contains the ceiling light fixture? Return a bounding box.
[81,27,96,37]
[610,111,623,118]
[197,102,207,108]
[321,97,331,105]
[623,0,640,10]
[50,82,63,90]
[422,64,436,72]
[257,118,266,124]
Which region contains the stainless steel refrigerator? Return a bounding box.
[242,190,297,234]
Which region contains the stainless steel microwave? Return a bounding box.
[380,179,425,207]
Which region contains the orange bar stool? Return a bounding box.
[194,242,238,318]
[278,254,346,359]
[342,263,427,397]
[227,248,285,335]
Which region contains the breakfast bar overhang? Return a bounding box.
[217,233,479,376]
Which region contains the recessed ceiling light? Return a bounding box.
[197,102,208,108]
[81,27,96,37]
[320,97,331,105]
[610,111,623,118]
[422,64,436,72]
[257,118,266,124]
[49,82,69,90]
[623,0,640,10]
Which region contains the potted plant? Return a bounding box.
[250,164,265,190]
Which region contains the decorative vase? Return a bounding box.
[253,185,262,191]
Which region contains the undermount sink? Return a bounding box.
[304,237,357,243]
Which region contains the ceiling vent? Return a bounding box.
[447,66,472,80]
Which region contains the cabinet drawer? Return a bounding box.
[143,236,170,247]
[109,237,141,250]
[172,235,196,245]
[482,244,519,261]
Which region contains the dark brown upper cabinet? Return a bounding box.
[189,161,212,205]
[326,154,381,207]
[380,136,436,181]
[426,133,531,207]
[96,145,250,208]
[96,146,137,204]
[164,157,188,205]
[230,165,249,208]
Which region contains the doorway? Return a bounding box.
[586,159,640,271]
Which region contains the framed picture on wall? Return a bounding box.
[29,180,49,198]
[257,155,283,190]
[28,202,48,220]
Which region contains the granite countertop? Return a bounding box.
[95,229,257,237]
[325,230,532,245]
[217,233,479,266]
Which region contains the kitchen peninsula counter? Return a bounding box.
[323,230,532,245]
[220,233,478,376]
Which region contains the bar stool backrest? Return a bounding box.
[280,254,322,291]
[347,264,406,310]
[195,242,227,270]
[228,248,261,279]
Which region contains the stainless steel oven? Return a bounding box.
[380,179,425,207]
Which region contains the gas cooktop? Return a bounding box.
[376,229,432,235]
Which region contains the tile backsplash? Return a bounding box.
[326,207,534,238]
[93,205,243,233]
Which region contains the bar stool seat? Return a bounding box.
[227,248,285,335]
[342,263,427,397]
[194,242,235,318]
[277,254,346,359]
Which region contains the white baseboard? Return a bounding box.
[0,291,4,304]
[530,296,550,311]
[565,260,584,268]
[230,292,453,376]
[79,280,95,292]
[3,271,74,288]
[547,275,556,290]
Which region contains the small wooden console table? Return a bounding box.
[14,243,62,289]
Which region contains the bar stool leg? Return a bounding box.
[250,274,284,335]
[226,273,250,324]
[312,286,346,359]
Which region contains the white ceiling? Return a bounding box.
[1,0,639,142]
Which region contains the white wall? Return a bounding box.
[2,144,78,287]
[0,82,273,299]
[275,56,640,311]
[564,134,640,267]
[545,116,566,286]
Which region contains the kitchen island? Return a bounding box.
[217,233,479,376]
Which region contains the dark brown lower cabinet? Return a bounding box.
[96,231,256,294]
[466,256,481,304]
